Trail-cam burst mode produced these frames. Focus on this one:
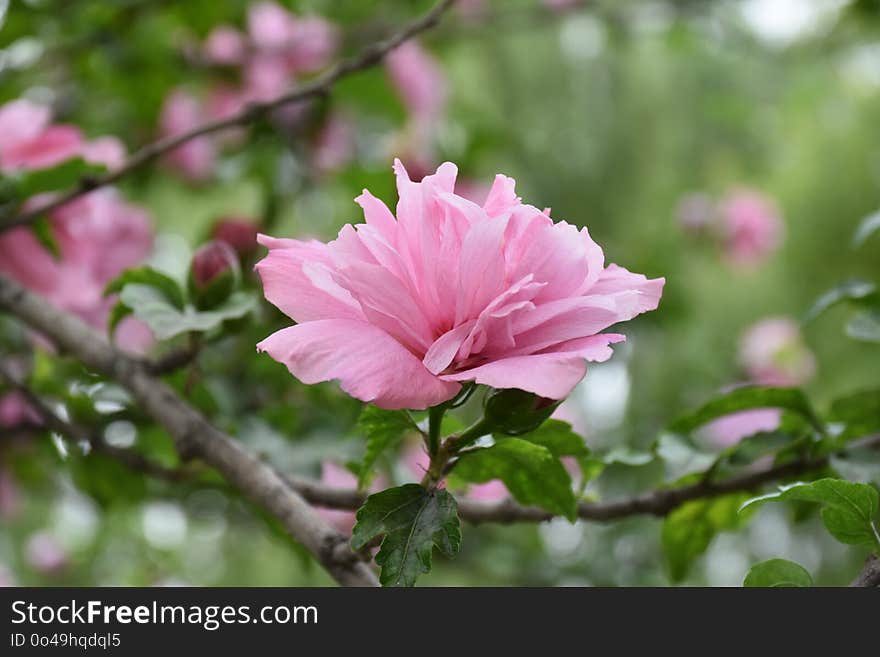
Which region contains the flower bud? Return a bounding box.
[483,388,560,435]
[211,217,259,258]
[189,240,240,309]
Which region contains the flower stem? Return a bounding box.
[427,405,445,458]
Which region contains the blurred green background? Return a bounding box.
[1,0,879,586]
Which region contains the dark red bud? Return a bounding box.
[191,240,240,290]
[211,217,259,258]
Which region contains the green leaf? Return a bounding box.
[669,386,823,436]
[32,216,60,258]
[828,388,880,443]
[741,478,880,547]
[662,493,752,582]
[351,484,460,587]
[846,310,880,343]
[743,559,813,587]
[357,406,418,489]
[804,279,878,323]
[455,438,577,520]
[107,300,133,339]
[722,431,806,467]
[12,157,106,198]
[119,285,256,340]
[852,209,880,248]
[105,266,186,309]
[508,419,589,457]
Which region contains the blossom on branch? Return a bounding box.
[256,160,664,409]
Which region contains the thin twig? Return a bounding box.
[850,554,880,587]
[0,0,457,232]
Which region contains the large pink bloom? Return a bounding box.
[256,161,664,409]
[0,189,154,353]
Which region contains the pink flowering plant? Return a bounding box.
[2,0,880,592]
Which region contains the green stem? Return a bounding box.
[451,417,494,452]
[427,405,445,458]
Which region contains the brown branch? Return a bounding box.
[146,343,200,375]
[0,0,457,232]
[850,554,880,587]
[0,273,378,586]
[283,436,880,525]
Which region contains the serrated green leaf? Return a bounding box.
[454,438,577,520]
[852,209,880,248]
[669,386,823,436]
[846,310,880,343]
[357,406,418,489]
[12,158,106,198]
[119,285,256,340]
[804,279,878,323]
[105,266,186,309]
[743,559,813,587]
[662,493,752,582]
[741,478,880,547]
[351,484,460,587]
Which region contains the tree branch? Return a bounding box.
[0,0,457,232]
[850,554,880,587]
[0,274,378,586]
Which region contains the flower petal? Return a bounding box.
[258,320,460,409]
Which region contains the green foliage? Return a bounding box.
[743,559,813,587]
[827,388,880,444]
[852,209,880,248]
[846,310,880,343]
[117,285,256,340]
[741,479,880,548]
[804,279,878,323]
[668,386,823,437]
[356,406,419,489]
[105,266,186,310]
[662,493,752,582]
[351,484,461,587]
[7,158,106,199]
[455,438,577,520]
[482,388,560,435]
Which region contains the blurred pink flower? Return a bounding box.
[385,41,447,127]
[315,462,387,533]
[25,532,67,575]
[247,2,337,73]
[719,188,784,268]
[675,191,715,233]
[203,26,247,65]
[257,160,664,409]
[703,408,782,448]
[739,317,816,387]
[0,465,22,519]
[158,89,217,182]
[310,111,355,175]
[0,390,40,429]
[0,99,126,172]
[0,189,154,354]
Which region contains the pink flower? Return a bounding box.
[739,317,815,387]
[256,160,664,409]
[0,99,126,172]
[158,89,216,182]
[25,532,67,575]
[203,26,247,65]
[190,241,240,291]
[385,41,447,127]
[703,408,782,448]
[675,192,715,233]
[310,111,355,175]
[247,2,337,73]
[0,390,40,429]
[719,188,784,268]
[0,189,154,353]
